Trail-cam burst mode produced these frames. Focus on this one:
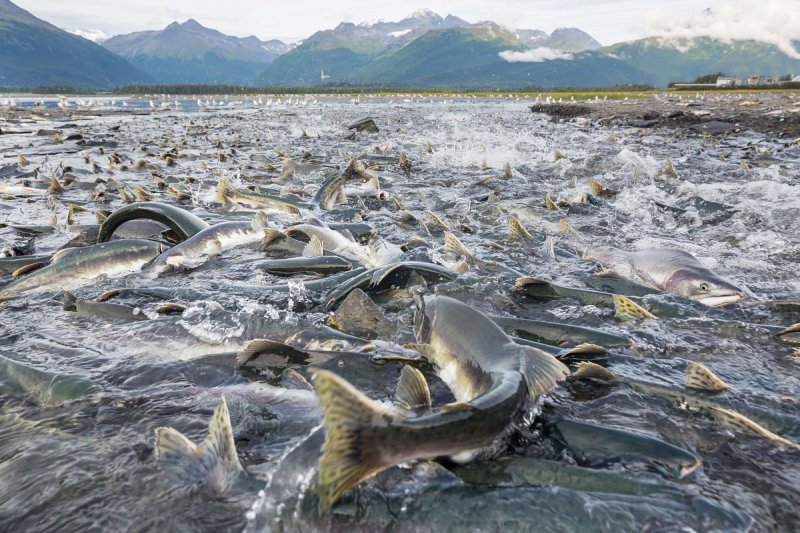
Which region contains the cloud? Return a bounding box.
[643,0,800,58]
[499,47,574,62]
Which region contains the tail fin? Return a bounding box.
[517,345,571,401]
[251,211,270,230]
[48,175,64,193]
[613,294,658,320]
[302,235,324,258]
[426,210,450,232]
[395,366,431,410]
[216,176,236,204]
[685,362,729,392]
[154,396,243,493]
[311,369,395,512]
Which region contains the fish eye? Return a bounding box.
[699,283,709,292]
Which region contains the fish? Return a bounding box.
[0,354,98,405]
[144,212,270,277]
[287,222,403,267]
[574,361,800,449]
[312,159,380,210]
[584,247,744,306]
[97,202,210,243]
[311,295,569,511]
[0,239,162,300]
[253,255,353,277]
[216,176,310,214]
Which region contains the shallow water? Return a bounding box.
[0,95,798,532]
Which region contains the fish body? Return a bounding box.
[288,223,402,267]
[97,202,209,243]
[145,214,268,277]
[217,177,310,214]
[312,295,569,510]
[0,240,162,298]
[586,247,744,306]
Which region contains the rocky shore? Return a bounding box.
[531,92,800,139]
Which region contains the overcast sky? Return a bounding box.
[12,0,800,50]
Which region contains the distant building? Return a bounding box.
[716,76,739,87]
[793,75,800,82]
[745,75,780,86]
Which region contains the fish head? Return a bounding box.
[664,267,744,307]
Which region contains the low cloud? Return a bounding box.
[499,47,573,63]
[643,0,800,58]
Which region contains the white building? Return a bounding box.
[716,76,739,87]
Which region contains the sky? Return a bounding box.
[12,0,800,51]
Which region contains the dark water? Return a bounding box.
[0,95,798,532]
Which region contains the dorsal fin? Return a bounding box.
[426,210,450,231]
[613,294,658,320]
[395,365,431,410]
[302,235,324,257]
[508,215,533,241]
[709,406,800,451]
[48,175,64,193]
[443,232,474,261]
[235,339,311,367]
[572,361,617,381]
[685,362,730,392]
[203,396,242,468]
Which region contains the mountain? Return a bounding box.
[540,27,601,52]
[601,37,800,87]
[68,28,110,43]
[259,8,473,85]
[103,19,290,84]
[0,0,151,87]
[349,23,526,84]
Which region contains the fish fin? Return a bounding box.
[201,396,242,470]
[368,236,402,266]
[261,228,288,249]
[302,235,324,258]
[236,339,310,367]
[709,406,800,451]
[11,262,46,277]
[395,366,431,410]
[367,174,381,190]
[685,362,730,392]
[508,215,533,241]
[94,289,121,302]
[593,268,625,278]
[517,345,571,401]
[311,369,395,512]
[441,401,472,413]
[426,210,450,231]
[154,426,198,463]
[48,175,64,193]
[542,236,556,261]
[62,290,77,311]
[335,186,347,205]
[545,194,559,210]
[515,277,547,289]
[282,368,313,390]
[559,343,609,358]
[613,294,658,320]
[216,176,236,204]
[776,323,800,338]
[443,232,474,261]
[154,397,243,491]
[251,211,270,230]
[572,361,617,381]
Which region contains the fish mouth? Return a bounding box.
[697,292,745,307]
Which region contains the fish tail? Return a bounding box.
[251,211,270,230]
[216,176,236,204]
[311,369,395,512]
[154,396,242,490]
[518,346,571,401]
